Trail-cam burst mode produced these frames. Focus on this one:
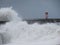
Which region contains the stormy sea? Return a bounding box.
[0,7,60,45]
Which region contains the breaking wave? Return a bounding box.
[0,7,60,45]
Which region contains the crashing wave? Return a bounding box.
[0,7,21,21]
[0,7,60,45]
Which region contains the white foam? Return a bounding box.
[0,7,21,21]
[0,7,60,45]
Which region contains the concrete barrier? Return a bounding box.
[24,19,60,24]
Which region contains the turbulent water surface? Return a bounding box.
[0,7,60,45]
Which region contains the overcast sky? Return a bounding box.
[0,0,60,19]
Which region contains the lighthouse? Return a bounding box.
[45,11,48,19]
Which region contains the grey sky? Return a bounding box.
[0,0,60,19]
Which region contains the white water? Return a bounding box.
[0,7,60,45]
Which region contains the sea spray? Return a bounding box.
[0,7,60,45]
[0,7,21,21]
